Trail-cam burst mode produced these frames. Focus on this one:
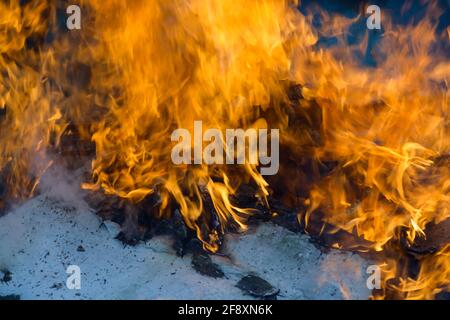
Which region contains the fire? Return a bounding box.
[0,0,448,299]
[0,1,66,204]
[401,245,450,299]
[77,0,307,251]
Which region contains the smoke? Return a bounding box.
[37,161,89,212]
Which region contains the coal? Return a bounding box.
[236,275,279,299]
[191,253,224,278]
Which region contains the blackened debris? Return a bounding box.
[115,231,140,246]
[191,254,224,278]
[50,283,63,289]
[404,218,450,258]
[287,84,303,101]
[236,275,279,299]
[1,270,12,283]
[170,209,191,256]
[0,179,7,216]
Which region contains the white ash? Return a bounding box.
[0,172,372,299]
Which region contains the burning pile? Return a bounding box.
[0,0,448,299]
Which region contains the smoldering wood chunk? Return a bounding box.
[405,218,450,257]
[236,275,279,299]
[191,253,224,278]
